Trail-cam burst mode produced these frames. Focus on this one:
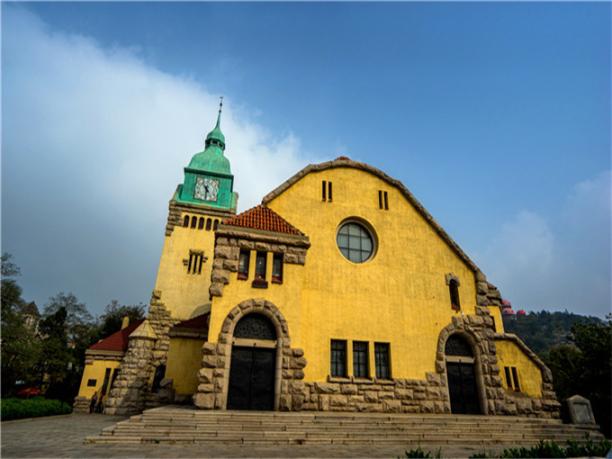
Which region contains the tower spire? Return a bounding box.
[215,96,223,129]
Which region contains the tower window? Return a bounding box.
[187,251,204,275]
[331,340,347,377]
[206,218,212,231]
[190,216,197,229]
[353,341,369,378]
[272,253,283,284]
[87,379,97,387]
[238,249,250,280]
[198,217,204,230]
[449,279,461,311]
[375,342,391,379]
[183,216,190,227]
[213,219,219,230]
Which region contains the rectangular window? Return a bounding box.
[449,279,461,310]
[374,342,391,379]
[272,253,283,284]
[322,180,327,201]
[353,341,369,378]
[511,367,521,392]
[331,340,347,377]
[328,181,333,202]
[504,366,512,388]
[188,251,204,275]
[100,368,111,396]
[255,251,267,280]
[384,191,389,210]
[238,249,250,280]
[87,379,97,387]
[378,190,383,209]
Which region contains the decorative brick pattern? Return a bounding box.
[194,299,307,411]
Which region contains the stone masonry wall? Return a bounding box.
[104,291,178,415]
[209,228,309,299]
[194,299,307,410]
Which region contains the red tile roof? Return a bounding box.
[89,320,144,353]
[173,313,210,330]
[223,205,305,236]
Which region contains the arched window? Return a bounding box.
[213,219,219,230]
[198,217,204,230]
[449,279,460,311]
[183,216,190,227]
[190,216,197,228]
[205,218,212,231]
[233,314,276,340]
[445,335,473,357]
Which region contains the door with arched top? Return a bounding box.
[445,334,481,414]
[227,314,277,410]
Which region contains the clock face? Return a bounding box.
[194,177,220,202]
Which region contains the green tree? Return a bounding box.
[543,318,612,438]
[97,300,145,339]
[41,292,97,402]
[0,253,41,396]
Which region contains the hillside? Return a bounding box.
[502,310,603,354]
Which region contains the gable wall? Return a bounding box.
[259,166,478,381]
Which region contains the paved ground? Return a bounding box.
[1,413,490,458]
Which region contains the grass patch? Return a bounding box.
[1,397,72,421]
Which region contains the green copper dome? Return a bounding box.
[188,145,231,175]
[186,102,231,175]
[176,98,237,212]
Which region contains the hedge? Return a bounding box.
[1,397,72,421]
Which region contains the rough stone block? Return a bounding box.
[341,384,358,395]
[314,382,339,394]
[193,393,215,409]
[383,399,401,413]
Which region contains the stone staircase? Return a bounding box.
[86,406,603,449]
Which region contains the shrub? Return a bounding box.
[471,438,612,458]
[1,397,72,421]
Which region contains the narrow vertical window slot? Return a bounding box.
[198,217,204,230]
[187,253,194,274]
[272,253,283,283]
[511,367,521,392]
[322,180,327,201]
[190,216,197,228]
[353,341,369,378]
[328,181,333,202]
[213,219,219,230]
[378,190,383,209]
[504,366,512,389]
[206,218,212,231]
[384,191,389,210]
[183,216,190,227]
[238,249,250,280]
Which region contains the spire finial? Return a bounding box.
[216,96,223,128]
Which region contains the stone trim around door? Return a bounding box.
[193,299,307,411]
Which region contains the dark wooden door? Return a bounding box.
[447,362,481,414]
[227,346,276,410]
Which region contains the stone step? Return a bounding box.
[87,407,603,446]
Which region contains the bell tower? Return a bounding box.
[153,99,238,320]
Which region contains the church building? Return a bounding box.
[75,103,560,419]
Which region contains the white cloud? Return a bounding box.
[2,7,317,314]
[476,172,611,317]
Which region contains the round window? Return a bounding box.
[336,221,375,263]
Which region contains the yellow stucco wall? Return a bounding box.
[166,337,205,395]
[488,306,504,333]
[496,339,542,397]
[208,166,480,381]
[77,359,121,399]
[154,211,222,320]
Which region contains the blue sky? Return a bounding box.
[2,2,610,317]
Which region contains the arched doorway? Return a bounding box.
[445,334,481,414]
[227,313,277,410]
